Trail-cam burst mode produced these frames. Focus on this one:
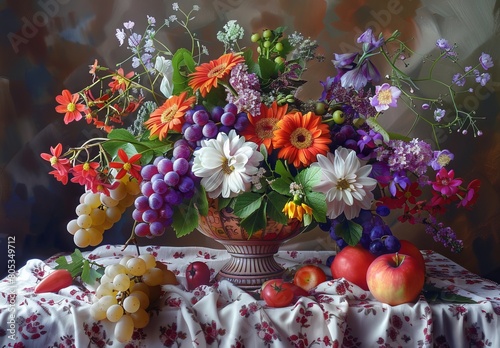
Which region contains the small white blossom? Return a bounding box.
[172,3,179,11]
[115,28,126,46]
[147,15,156,26]
[123,21,135,30]
[217,20,244,50]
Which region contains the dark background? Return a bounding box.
[1,0,499,281]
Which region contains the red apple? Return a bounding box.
[330,244,376,290]
[366,253,425,306]
[293,265,327,291]
[398,240,426,272]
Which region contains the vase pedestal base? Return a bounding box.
[215,239,286,290]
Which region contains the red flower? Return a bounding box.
[108,68,134,93]
[109,149,142,181]
[431,168,462,196]
[55,90,86,124]
[88,179,120,196]
[70,162,100,186]
[40,143,70,174]
[48,169,69,185]
[458,179,481,208]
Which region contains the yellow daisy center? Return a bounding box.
[67,103,76,112]
[377,89,393,104]
[161,105,179,123]
[337,178,351,190]
[221,158,234,174]
[256,119,278,139]
[290,127,313,149]
[437,154,451,167]
[208,63,228,78]
[123,163,132,171]
[83,162,90,171]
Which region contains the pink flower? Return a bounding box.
[369,83,401,112]
[431,168,462,196]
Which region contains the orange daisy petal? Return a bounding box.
[188,53,245,97]
[274,111,331,168]
[144,91,196,141]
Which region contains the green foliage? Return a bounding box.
[335,220,363,246]
[103,129,171,165]
[265,191,289,225]
[55,249,104,285]
[172,48,196,95]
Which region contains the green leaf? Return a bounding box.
[107,128,137,142]
[55,249,104,284]
[258,56,278,81]
[296,166,321,190]
[239,202,267,236]
[335,220,363,246]
[304,191,327,223]
[233,192,262,218]
[366,117,390,143]
[172,201,199,237]
[194,187,208,216]
[422,284,478,303]
[172,48,196,95]
[387,131,412,142]
[270,177,292,196]
[265,191,289,225]
[81,259,103,285]
[274,160,293,181]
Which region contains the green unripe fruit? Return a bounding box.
[332,110,345,124]
[275,42,284,51]
[251,33,261,43]
[263,29,273,39]
[274,56,285,64]
[263,40,272,48]
[315,102,327,115]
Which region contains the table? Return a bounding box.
[1,245,499,347]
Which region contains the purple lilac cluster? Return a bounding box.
[375,139,434,176]
[424,215,464,253]
[226,63,262,116]
[319,78,377,119]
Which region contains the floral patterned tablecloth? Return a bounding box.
[1,245,499,347]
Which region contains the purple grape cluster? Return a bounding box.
[132,153,198,238]
[132,102,250,238]
[181,103,249,148]
[321,208,401,257]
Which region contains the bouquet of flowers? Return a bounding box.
[42,3,492,257]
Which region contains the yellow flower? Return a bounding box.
[282,201,313,222]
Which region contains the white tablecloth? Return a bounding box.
[1,245,500,347]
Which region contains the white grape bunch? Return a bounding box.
[67,174,141,248]
[90,253,178,343]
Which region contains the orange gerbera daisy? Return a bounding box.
[274,111,332,168]
[55,89,86,124]
[144,91,196,141]
[188,53,245,97]
[240,102,288,153]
